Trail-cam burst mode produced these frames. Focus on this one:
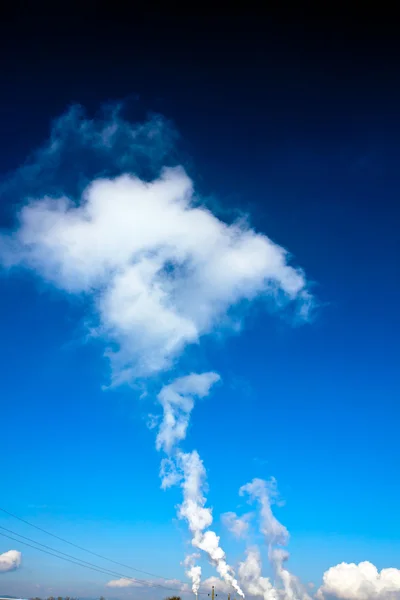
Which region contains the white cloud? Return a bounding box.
[0,550,22,573]
[202,575,233,594]
[222,511,252,539]
[163,578,191,592]
[106,576,190,593]
[106,577,143,588]
[156,372,220,453]
[0,109,312,385]
[316,561,400,600]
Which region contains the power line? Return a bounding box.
[0,529,200,596]
[0,509,211,595]
[0,507,174,582]
[0,530,128,580]
[0,525,153,586]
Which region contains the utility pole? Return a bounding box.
[208,585,217,600]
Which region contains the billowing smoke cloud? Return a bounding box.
[0,108,312,386]
[0,550,22,573]
[316,561,400,600]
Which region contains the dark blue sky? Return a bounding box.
[0,8,399,598]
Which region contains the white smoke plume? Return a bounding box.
[240,478,289,547]
[238,548,278,600]
[155,373,237,593]
[196,530,244,597]
[269,549,311,600]
[156,372,220,454]
[176,450,244,597]
[184,553,202,596]
[316,561,400,600]
[0,550,21,572]
[154,373,244,596]
[239,478,312,600]
[222,511,253,539]
[160,455,182,490]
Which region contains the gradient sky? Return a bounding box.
[1,8,399,600]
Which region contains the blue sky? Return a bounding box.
[1,11,400,600]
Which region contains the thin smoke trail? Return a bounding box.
[156,376,244,596]
[239,479,311,600]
